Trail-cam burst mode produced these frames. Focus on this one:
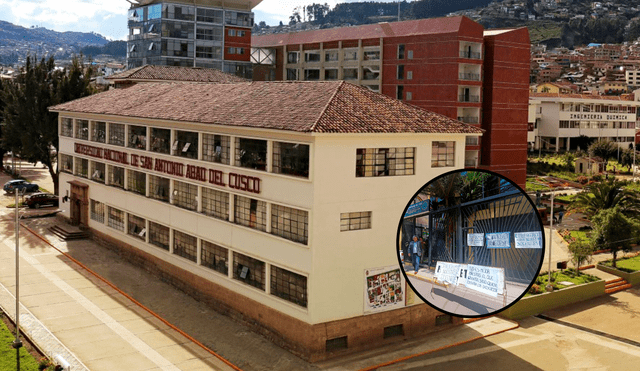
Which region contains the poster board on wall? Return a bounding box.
[364,266,405,313]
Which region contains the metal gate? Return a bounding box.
[428,189,543,284]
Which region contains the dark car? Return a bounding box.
[25,193,59,209]
[3,180,39,194]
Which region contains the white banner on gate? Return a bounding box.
[465,264,504,297]
[467,233,484,247]
[514,231,543,249]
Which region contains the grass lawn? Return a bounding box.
[0,314,43,371]
[600,254,640,272]
[569,230,589,243]
[526,179,548,192]
[555,194,576,202]
[526,269,600,296]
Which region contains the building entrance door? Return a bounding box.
[68,181,89,226]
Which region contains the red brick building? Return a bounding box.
[251,16,530,187]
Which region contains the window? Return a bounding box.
[325,69,338,80]
[397,65,404,80]
[225,11,253,27]
[107,207,125,232]
[108,165,124,188]
[202,134,230,164]
[127,214,146,241]
[109,123,125,146]
[173,180,198,211]
[91,121,106,143]
[343,68,358,80]
[127,169,146,195]
[305,51,321,62]
[60,154,73,173]
[128,125,147,150]
[196,8,223,23]
[75,120,88,140]
[91,162,105,183]
[465,136,479,146]
[149,175,170,203]
[271,204,308,244]
[75,158,88,178]
[163,3,195,21]
[406,92,413,100]
[196,46,215,59]
[173,230,197,262]
[201,240,228,275]
[356,147,415,177]
[149,221,170,251]
[61,118,73,137]
[398,44,405,59]
[304,69,320,80]
[271,266,307,307]
[408,50,413,59]
[364,50,380,61]
[202,187,229,220]
[162,39,193,58]
[432,141,455,167]
[407,71,413,80]
[196,26,223,41]
[234,195,266,231]
[286,68,299,81]
[344,49,358,61]
[559,120,570,128]
[235,138,267,171]
[173,130,198,159]
[397,85,404,100]
[325,50,338,62]
[90,199,104,223]
[228,29,236,37]
[233,252,265,290]
[150,128,171,154]
[340,212,372,231]
[287,52,299,64]
[228,47,245,55]
[272,142,309,178]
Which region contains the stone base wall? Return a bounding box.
[67,215,461,362]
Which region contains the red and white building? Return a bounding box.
[252,16,530,187]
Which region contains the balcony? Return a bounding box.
[459,72,481,81]
[459,95,480,103]
[458,116,479,124]
[460,50,482,59]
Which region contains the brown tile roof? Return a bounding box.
[252,16,469,47]
[50,81,483,135]
[530,92,636,101]
[106,65,248,83]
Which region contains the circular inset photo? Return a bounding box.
[397,169,545,317]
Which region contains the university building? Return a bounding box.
[50,80,483,361]
[251,16,530,187]
[529,92,640,152]
[126,0,260,78]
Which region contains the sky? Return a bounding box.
[0,0,406,41]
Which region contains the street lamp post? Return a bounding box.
[11,189,23,369]
[547,191,554,290]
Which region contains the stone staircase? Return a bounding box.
[605,277,632,294]
[48,225,89,240]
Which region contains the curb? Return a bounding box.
[358,317,520,371]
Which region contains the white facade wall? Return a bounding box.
[58,114,471,326]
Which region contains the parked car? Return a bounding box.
[25,192,59,209]
[3,180,39,194]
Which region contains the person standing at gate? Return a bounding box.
[408,236,421,272]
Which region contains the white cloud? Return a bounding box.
[253,0,403,25]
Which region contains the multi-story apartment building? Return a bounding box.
[529,92,640,152]
[251,17,530,187]
[126,0,259,79]
[50,80,482,361]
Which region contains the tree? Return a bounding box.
[571,180,640,218]
[568,239,594,274]
[590,206,640,268]
[2,55,94,195]
[588,139,618,166]
[619,147,636,172]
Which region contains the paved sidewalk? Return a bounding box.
[0,210,233,371]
